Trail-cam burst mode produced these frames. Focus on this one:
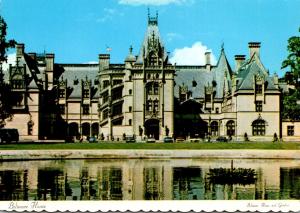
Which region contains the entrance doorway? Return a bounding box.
[144,119,160,140]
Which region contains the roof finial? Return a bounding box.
[221,41,224,51]
[147,7,150,20]
[156,10,158,19]
[129,45,133,54]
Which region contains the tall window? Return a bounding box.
[211,121,219,136]
[129,119,132,126]
[153,99,159,113]
[255,101,263,112]
[215,107,219,114]
[103,80,110,88]
[103,91,109,103]
[146,99,152,111]
[59,89,65,98]
[226,120,235,136]
[83,89,90,98]
[255,84,262,94]
[129,106,132,112]
[103,109,109,120]
[82,104,89,115]
[252,119,266,136]
[287,126,294,136]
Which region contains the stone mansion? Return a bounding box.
[2,14,299,142]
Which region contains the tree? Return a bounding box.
[0,16,16,127]
[282,27,300,87]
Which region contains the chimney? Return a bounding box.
[205,52,211,71]
[45,54,55,90]
[28,53,36,61]
[16,43,24,58]
[248,42,261,58]
[99,54,110,71]
[234,55,245,71]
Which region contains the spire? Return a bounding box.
[136,10,168,64]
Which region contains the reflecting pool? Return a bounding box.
[0,158,299,200]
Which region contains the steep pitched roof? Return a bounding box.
[58,64,99,99]
[236,53,277,91]
[174,66,213,99]
[212,48,233,98]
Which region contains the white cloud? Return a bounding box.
[118,0,193,6]
[170,42,217,65]
[2,53,16,72]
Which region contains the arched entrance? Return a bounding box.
[91,122,99,137]
[144,119,160,140]
[82,122,90,136]
[69,122,79,137]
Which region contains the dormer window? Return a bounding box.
[255,84,262,94]
[59,88,65,98]
[83,88,90,98]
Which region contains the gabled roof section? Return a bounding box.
[212,47,233,98]
[236,52,277,91]
[136,13,168,64]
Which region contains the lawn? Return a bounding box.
[0,141,299,150]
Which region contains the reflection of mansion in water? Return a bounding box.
[2,13,300,141]
[0,160,299,200]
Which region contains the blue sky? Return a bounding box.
[1,0,300,76]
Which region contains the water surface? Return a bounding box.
[0,159,299,200]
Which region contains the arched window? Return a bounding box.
[226,120,235,136]
[146,99,152,111]
[210,121,219,136]
[252,119,266,136]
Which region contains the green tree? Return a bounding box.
[0,16,16,127]
[282,27,300,87]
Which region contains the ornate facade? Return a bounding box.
[2,14,296,142]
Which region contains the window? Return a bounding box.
[59,89,65,98]
[103,109,109,120]
[82,104,89,115]
[153,99,159,113]
[226,120,235,136]
[205,94,211,102]
[210,121,219,136]
[255,101,263,112]
[112,88,122,101]
[129,89,132,95]
[112,104,122,116]
[255,84,262,94]
[287,126,294,136]
[103,91,109,103]
[83,89,89,98]
[252,119,265,136]
[113,80,122,85]
[129,106,132,112]
[103,80,110,88]
[11,80,24,89]
[154,83,159,95]
[180,93,187,102]
[59,104,65,114]
[129,75,132,81]
[146,99,152,111]
[129,119,132,126]
[216,108,219,114]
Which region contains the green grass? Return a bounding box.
[0,141,299,150]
